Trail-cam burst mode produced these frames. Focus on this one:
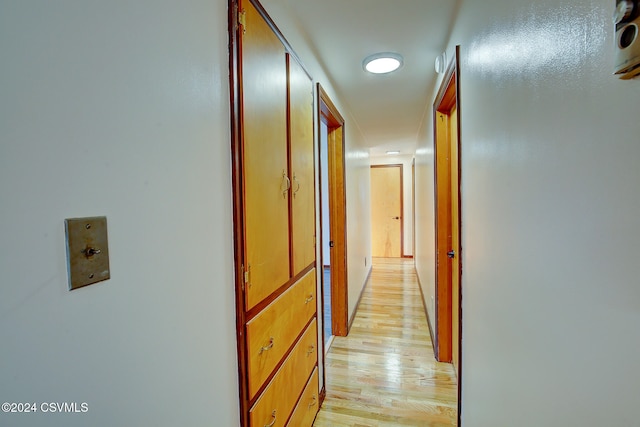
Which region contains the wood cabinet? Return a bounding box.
[249,320,318,427]
[246,270,316,398]
[286,368,320,427]
[241,0,290,311]
[231,0,319,426]
[289,55,316,275]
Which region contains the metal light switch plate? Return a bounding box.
[65,216,110,290]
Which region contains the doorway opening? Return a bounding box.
[320,120,332,349]
[317,84,348,355]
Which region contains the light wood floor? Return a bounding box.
[314,258,457,427]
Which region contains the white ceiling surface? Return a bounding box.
[261,0,459,157]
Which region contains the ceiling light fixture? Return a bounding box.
[386,150,400,155]
[363,52,404,74]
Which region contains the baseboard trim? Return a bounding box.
[324,335,335,354]
[416,269,436,353]
[348,265,373,333]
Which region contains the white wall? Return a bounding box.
[344,148,373,318]
[415,126,437,329]
[417,0,640,425]
[370,154,414,257]
[0,1,239,426]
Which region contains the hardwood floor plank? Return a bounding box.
[314,258,457,427]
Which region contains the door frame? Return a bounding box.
[370,164,404,258]
[433,45,463,424]
[317,84,348,342]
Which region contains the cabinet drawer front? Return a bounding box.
[286,367,319,427]
[249,319,318,427]
[247,269,317,398]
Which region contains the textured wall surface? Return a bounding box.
[416,0,640,425]
[0,1,239,425]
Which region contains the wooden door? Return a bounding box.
[288,54,315,276]
[433,46,462,426]
[450,105,460,376]
[412,159,416,260]
[434,110,452,362]
[241,1,290,310]
[328,125,347,336]
[434,49,461,365]
[370,165,403,258]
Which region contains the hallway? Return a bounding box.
[314,258,457,427]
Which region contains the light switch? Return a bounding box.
[65,216,110,290]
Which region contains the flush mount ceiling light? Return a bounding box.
[363,52,403,74]
[386,150,400,155]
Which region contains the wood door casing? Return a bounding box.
[450,105,460,376]
[370,165,403,258]
[242,1,290,310]
[412,159,416,260]
[288,54,315,276]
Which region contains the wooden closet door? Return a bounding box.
[288,54,315,275]
[241,1,290,310]
[370,165,402,257]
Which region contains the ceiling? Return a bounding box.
[260,0,460,157]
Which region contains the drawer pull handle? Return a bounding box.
[259,337,274,354]
[306,345,315,356]
[264,410,276,427]
[308,395,317,409]
[304,295,314,304]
